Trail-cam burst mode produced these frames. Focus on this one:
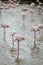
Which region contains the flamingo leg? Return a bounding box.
[34,31,36,48]
[4,28,6,42]
[12,36,14,47]
[22,14,26,27]
[17,41,20,60]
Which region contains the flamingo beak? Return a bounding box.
[23,38,26,40]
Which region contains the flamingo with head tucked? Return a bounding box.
[11,32,25,62]
[21,12,26,27]
[37,5,42,15]
[21,12,26,21]
[31,25,40,48]
[1,24,9,42]
[37,23,43,41]
[30,3,35,9]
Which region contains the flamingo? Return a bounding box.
[9,0,13,4]
[36,0,39,5]
[21,12,26,21]
[29,3,35,21]
[37,5,42,15]
[29,8,34,22]
[41,12,43,22]
[1,24,9,42]
[0,1,3,15]
[30,3,35,9]
[11,32,16,47]
[37,23,43,41]
[31,25,40,48]
[37,13,43,34]
[10,4,16,8]
[11,32,25,62]
[21,12,26,27]
[39,2,43,6]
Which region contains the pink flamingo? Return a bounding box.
[12,32,25,62]
[9,0,13,4]
[37,5,42,15]
[11,32,16,47]
[1,24,9,42]
[39,2,42,6]
[29,9,34,22]
[29,3,35,21]
[21,12,26,21]
[0,1,3,15]
[37,23,43,41]
[36,0,39,4]
[10,4,16,8]
[38,13,43,34]
[21,12,26,26]
[31,25,40,48]
[41,12,43,22]
[30,3,35,9]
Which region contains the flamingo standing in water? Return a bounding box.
[11,32,25,62]
[37,23,43,41]
[38,13,43,35]
[29,9,34,22]
[30,3,35,9]
[11,32,16,47]
[37,12,43,41]
[41,12,43,22]
[36,0,39,5]
[21,12,26,26]
[29,3,35,22]
[21,12,26,21]
[31,25,40,48]
[37,5,42,15]
[0,1,3,16]
[1,24,9,42]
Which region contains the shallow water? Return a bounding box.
[0,4,43,65]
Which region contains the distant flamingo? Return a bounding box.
[31,25,40,48]
[29,3,35,17]
[9,0,13,4]
[36,0,39,5]
[37,23,43,41]
[1,24,9,42]
[41,12,43,22]
[12,32,25,62]
[38,13,43,34]
[0,1,3,15]
[11,32,16,47]
[37,5,41,15]
[39,2,42,6]
[30,3,35,9]
[29,9,34,22]
[10,4,16,8]
[21,12,26,21]
[21,12,26,26]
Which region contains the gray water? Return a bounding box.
[0,4,43,65]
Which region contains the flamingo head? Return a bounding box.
[38,24,43,29]
[22,37,26,40]
[12,32,17,37]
